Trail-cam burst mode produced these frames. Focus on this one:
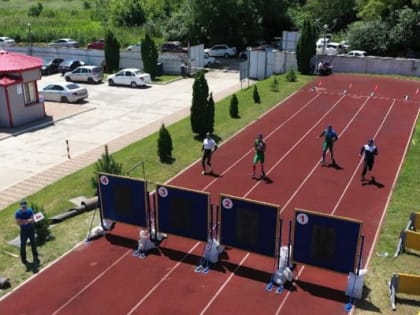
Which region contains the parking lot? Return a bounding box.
[0,69,242,192]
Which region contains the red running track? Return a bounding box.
[1,74,419,315]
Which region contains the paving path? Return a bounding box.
[0,70,247,210]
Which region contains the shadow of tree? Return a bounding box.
[160,156,176,164]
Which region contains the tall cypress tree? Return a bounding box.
[229,94,239,118]
[104,29,120,73]
[207,92,215,134]
[190,71,209,137]
[157,123,173,162]
[296,17,317,74]
[141,33,158,79]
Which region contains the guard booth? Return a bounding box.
[0,50,44,128]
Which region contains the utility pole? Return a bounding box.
[322,24,328,55]
[27,23,32,56]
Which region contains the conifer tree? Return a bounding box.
[157,123,173,162]
[141,33,159,79]
[207,92,215,134]
[91,146,123,193]
[296,17,317,74]
[104,29,121,73]
[190,71,209,137]
[253,85,261,103]
[229,94,239,118]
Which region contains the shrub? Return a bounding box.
[270,76,279,92]
[229,94,239,118]
[157,123,173,162]
[31,203,52,245]
[28,2,43,17]
[91,146,124,193]
[286,68,297,82]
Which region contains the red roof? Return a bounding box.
[0,50,42,72]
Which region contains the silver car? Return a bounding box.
[0,36,16,47]
[48,38,80,48]
[126,42,141,51]
[64,65,103,84]
[39,82,88,103]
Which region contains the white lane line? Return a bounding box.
[331,99,396,216]
[52,249,132,315]
[199,253,250,315]
[275,98,396,314]
[244,93,348,198]
[364,105,420,268]
[201,92,323,191]
[127,241,201,315]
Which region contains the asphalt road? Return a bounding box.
[0,69,242,191]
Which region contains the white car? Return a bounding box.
[317,42,346,55]
[48,38,80,48]
[346,50,367,57]
[316,37,330,47]
[107,68,151,88]
[126,42,141,51]
[204,44,237,58]
[0,36,16,47]
[204,54,215,66]
[39,82,88,103]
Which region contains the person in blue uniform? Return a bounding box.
[15,199,39,266]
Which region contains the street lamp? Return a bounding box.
[322,24,328,54]
[27,22,32,55]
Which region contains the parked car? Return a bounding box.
[107,68,151,88]
[204,54,215,67]
[64,65,103,84]
[41,58,64,75]
[316,42,346,55]
[126,42,141,51]
[346,50,367,57]
[58,59,85,75]
[48,38,80,48]
[39,82,88,103]
[316,37,330,47]
[160,41,187,53]
[204,44,237,58]
[0,36,16,47]
[318,59,333,76]
[87,39,104,49]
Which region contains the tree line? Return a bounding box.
[93,0,419,57]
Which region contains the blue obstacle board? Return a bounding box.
[293,209,362,274]
[220,194,280,257]
[156,184,210,242]
[98,173,148,227]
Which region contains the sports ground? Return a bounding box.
[0,74,419,315]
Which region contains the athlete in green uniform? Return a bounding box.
[252,133,266,178]
[318,125,338,165]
